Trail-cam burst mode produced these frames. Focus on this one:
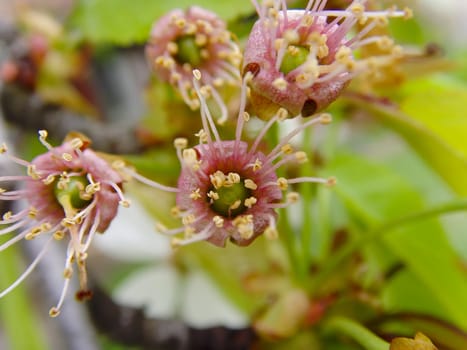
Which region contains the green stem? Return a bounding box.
[324,316,389,350]
[311,198,467,291]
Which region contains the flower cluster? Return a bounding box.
[243,0,412,119]
[0,131,128,316]
[146,6,242,123]
[0,0,413,317]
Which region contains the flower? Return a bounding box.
[0,131,128,316]
[146,6,242,124]
[243,0,412,119]
[124,69,335,248]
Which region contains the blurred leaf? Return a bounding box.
[0,244,48,350]
[70,0,253,45]
[323,154,467,329]
[345,80,467,195]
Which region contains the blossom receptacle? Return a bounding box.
[146,6,242,124]
[0,131,128,316]
[243,0,412,119]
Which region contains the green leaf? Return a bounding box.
[0,244,48,350]
[323,154,467,329]
[345,80,467,195]
[70,0,253,45]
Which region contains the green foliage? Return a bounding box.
[70,0,253,45]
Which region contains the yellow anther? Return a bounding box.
[170,206,181,217]
[326,176,337,187]
[38,130,48,139]
[174,138,188,150]
[272,77,287,91]
[281,144,294,155]
[85,182,100,194]
[284,29,299,44]
[190,188,202,200]
[213,216,224,228]
[335,46,352,62]
[2,211,12,220]
[42,174,55,185]
[155,222,167,232]
[274,38,285,51]
[49,307,60,318]
[61,217,75,227]
[300,14,314,27]
[277,177,288,190]
[193,69,202,80]
[277,108,289,121]
[27,165,40,180]
[63,267,73,279]
[403,7,413,20]
[287,192,300,203]
[53,230,65,240]
[195,33,207,46]
[182,214,196,225]
[195,129,208,143]
[244,179,258,190]
[207,190,219,201]
[167,41,178,54]
[244,197,257,208]
[119,199,131,208]
[210,170,226,189]
[319,113,333,125]
[0,143,7,153]
[295,151,308,164]
[70,137,84,150]
[28,207,38,218]
[227,172,241,185]
[62,153,73,161]
[252,159,262,172]
[112,159,126,170]
[350,3,365,17]
[243,111,250,122]
[229,200,241,211]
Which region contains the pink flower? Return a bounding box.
[146,6,242,123]
[0,131,128,316]
[126,69,335,247]
[243,0,412,119]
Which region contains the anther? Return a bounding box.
[244,179,257,190]
[326,176,337,187]
[193,69,202,80]
[319,113,332,124]
[174,138,188,150]
[213,216,224,227]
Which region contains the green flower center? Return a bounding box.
[209,181,251,218]
[54,175,92,210]
[175,35,203,67]
[279,45,309,75]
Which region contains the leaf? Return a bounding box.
[70,0,253,45]
[323,154,467,329]
[344,79,467,195]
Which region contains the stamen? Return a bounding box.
[0,236,53,299]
